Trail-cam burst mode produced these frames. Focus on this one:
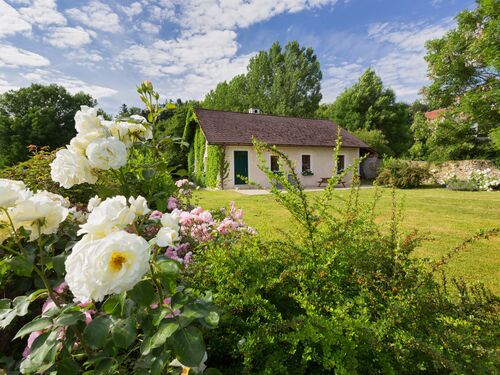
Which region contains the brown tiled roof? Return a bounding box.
[194,108,369,149]
[424,108,446,120]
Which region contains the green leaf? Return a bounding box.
[171,326,206,368]
[83,315,112,349]
[205,311,219,327]
[102,293,125,316]
[54,311,85,327]
[13,296,30,316]
[111,318,136,349]
[10,256,34,276]
[128,280,156,307]
[51,254,67,276]
[56,358,80,375]
[143,321,179,355]
[20,330,59,374]
[151,352,171,375]
[156,259,181,278]
[14,317,53,339]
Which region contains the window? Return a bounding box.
[270,155,280,172]
[301,154,311,173]
[337,155,345,173]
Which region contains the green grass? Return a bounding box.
[194,187,500,294]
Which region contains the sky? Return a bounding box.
[0,0,474,114]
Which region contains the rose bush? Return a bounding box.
[0,82,254,374]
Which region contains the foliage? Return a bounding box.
[205,146,224,188]
[0,82,236,374]
[375,158,431,189]
[156,104,192,173]
[204,41,322,117]
[189,144,499,373]
[193,127,207,185]
[0,84,95,168]
[408,112,430,160]
[489,126,500,151]
[327,69,412,156]
[353,128,392,156]
[0,147,97,205]
[423,0,499,135]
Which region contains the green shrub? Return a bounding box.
[375,158,431,188]
[0,148,97,205]
[187,143,499,374]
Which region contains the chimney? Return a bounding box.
[248,108,260,114]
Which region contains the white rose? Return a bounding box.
[34,191,71,208]
[0,211,13,244]
[69,129,107,154]
[87,195,101,212]
[65,231,150,302]
[50,148,97,189]
[78,195,135,238]
[11,191,69,241]
[86,137,127,170]
[160,212,180,231]
[75,106,103,135]
[155,227,179,247]
[128,196,150,216]
[0,179,31,208]
[103,120,152,147]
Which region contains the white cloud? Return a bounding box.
[0,44,50,68]
[17,67,117,99]
[367,19,453,101]
[18,0,66,26]
[321,62,364,101]
[135,21,161,34]
[0,0,32,38]
[149,0,338,35]
[66,0,122,33]
[43,26,92,49]
[119,1,142,18]
[0,74,19,93]
[64,49,103,68]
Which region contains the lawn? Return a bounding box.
[194,187,500,294]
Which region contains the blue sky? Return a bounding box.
[0,0,473,114]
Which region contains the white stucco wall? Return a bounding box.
[222,145,360,189]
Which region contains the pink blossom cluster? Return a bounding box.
[175,179,195,197]
[23,282,94,358]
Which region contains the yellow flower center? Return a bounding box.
[109,252,127,272]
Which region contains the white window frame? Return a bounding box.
[300,153,312,174]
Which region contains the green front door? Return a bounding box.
[234,151,248,185]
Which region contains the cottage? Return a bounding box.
[183,108,370,189]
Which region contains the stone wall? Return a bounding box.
[423,160,500,184]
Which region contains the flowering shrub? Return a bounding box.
[442,169,500,191]
[187,141,499,374]
[375,157,431,188]
[0,82,244,374]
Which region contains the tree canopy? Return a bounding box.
[0,84,95,167]
[326,68,412,156]
[423,0,499,134]
[204,41,322,117]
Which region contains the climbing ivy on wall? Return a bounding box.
[193,126,206,184]
[182,107,226,188]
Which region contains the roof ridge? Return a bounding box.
[195,107,337,123]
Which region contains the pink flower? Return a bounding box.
[53,281,68,294]
[84,310,95,325]
[149,210,163,220]
[167,197,178,211]
[23,330,42,358]
[42,298,57,314]
[191,207,204,216]
[175,179,189,188]
[199,211,213,223]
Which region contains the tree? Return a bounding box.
[204,41,322,117]
[329,68,412,156]
[0,84,95,167]
[353,128,392,156]
[424,0,499,134]
[117,104,145,118]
